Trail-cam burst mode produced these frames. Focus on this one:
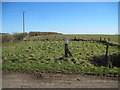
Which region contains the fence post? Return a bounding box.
[100,37,102,41]
[105,44,108,57]
[55,36,56,40]
[105,44,109,67]
[108,38,110,42]
[65,39,69,57]
[104,38,106,41]
[74,37,77,40]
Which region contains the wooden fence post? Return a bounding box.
[100,37,102,41]
[64,39,75,63]
[64,39,73,58]
[105,44,108,57]
[65,39,69,57]
[105,44,109,67]
[108,38,110,42]
[74,37,77,40]
[104,38,106,41]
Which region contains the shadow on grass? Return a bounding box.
[89,54,120,67]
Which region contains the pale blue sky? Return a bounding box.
[2,0,119,2]
[2,2,118,34]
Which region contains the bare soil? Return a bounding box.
[2,71,119,88]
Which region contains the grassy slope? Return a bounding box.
[2,40,120,76]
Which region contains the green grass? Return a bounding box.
[2,40,120,76]
[29,34,119,44]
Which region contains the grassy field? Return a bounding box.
[29,34,119,44]
[2,39,120,76]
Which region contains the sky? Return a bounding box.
[2,2,118,34]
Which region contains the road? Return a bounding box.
[2,71,119,88]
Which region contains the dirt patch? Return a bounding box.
[2,71,119,88]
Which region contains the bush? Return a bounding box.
[2,34,13,44]
[29,32,62,37]
[13,33,28,41]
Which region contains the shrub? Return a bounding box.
[2,34,13,44]
[13,33,28,41]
